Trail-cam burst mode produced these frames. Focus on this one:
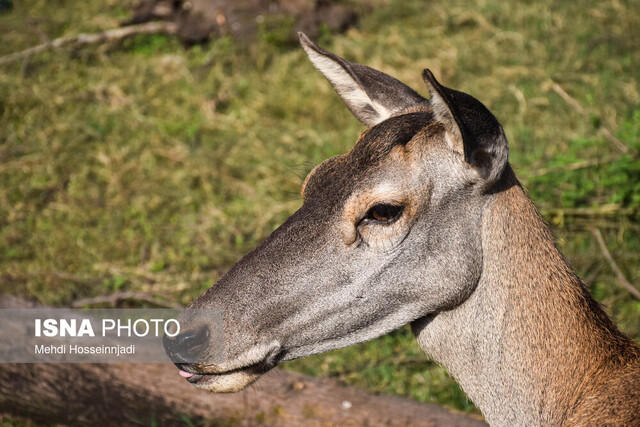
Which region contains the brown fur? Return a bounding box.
[484,169,640,425]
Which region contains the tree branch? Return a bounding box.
[542,205,638,218]
[72,291,183,309]
[590,227,640,300]
[547,80,630,154]
[0,21,178,66]
[522,154,623,179]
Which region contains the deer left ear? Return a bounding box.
[299,33,427,127]
[422,69,508,186]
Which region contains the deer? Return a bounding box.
[164,34,640,426]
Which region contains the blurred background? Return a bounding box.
[1,0,639,420]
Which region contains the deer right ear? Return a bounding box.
[422,70,508,186]
[299,33,426,127]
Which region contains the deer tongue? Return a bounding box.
[179,370,195,378]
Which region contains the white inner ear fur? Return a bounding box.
[302,45,392,126]
[428,89,464,156]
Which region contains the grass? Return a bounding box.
[1,0,639,417]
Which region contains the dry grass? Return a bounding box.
[1,0,639,414]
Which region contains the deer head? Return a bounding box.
[164,33,509,393]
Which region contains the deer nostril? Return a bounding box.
[163,325,210,364]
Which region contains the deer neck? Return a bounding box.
[412,168,637,425]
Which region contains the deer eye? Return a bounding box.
[363,204,404,225]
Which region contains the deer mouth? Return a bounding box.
[176,359,273,393]
[163,321,282,392]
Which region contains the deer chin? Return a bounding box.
[177,344,281,393]
[183,363,269,393]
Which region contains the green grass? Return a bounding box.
[1,0,639,417]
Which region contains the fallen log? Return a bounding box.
[124,0,359,45]
[0,295,485,426]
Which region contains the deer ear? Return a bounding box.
[422,69,508,185]
[299,33,426,127]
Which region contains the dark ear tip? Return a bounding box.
[421,69,439,86]
[298,32,331,59]
[298,32,321,53]
[421,69,448,100]
[298,32,312,47]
